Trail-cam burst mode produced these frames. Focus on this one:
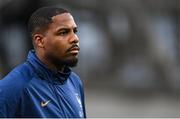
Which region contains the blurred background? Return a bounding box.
[0,0,180,117]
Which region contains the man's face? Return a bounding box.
[43,13,79,68]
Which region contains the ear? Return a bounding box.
[33,34,45,48]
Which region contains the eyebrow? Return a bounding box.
[55,27,78,34]
[56,26,77,32]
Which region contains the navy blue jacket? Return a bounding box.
[0,50,86,118]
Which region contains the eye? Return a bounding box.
[73,28,78,34]
[59,30,69,36]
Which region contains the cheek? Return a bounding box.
[51,40,68,56]
[54,43,66,54]
[44,35,69,56]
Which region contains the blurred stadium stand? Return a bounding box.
[0,0,180,117]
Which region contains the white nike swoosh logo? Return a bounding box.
[41,100,51,107]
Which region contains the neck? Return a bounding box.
[35,50,65,72]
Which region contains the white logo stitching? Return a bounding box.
[41,100,51,107]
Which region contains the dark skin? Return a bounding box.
[33,13,79,72]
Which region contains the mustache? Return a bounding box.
[66,44,80,52]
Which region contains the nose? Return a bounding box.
[69,33,79,44]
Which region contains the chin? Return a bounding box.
[64,57,78,67]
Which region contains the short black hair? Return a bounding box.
[28,6,69,37]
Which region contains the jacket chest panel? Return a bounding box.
[20,78,83,118]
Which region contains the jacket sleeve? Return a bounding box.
[0,74,22,117]
[0,86,19,117]
[0,95,7,117]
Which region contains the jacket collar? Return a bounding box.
[26,50,71,84]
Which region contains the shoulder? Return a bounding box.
[0,63,35,118]
[70,72,80,80]
[0,62,35,117]
[69,71,84,89]
[70,72,82,83]
[0,62,34,98]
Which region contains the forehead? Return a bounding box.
[50,13,77,28]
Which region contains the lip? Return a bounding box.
[70,50,79,54]
[68,47,79,54]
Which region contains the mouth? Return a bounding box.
[67,45,80,55]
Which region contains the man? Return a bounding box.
[0,6,86,118]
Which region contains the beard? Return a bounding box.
[59,57,78,67]
[46,53,78,69]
